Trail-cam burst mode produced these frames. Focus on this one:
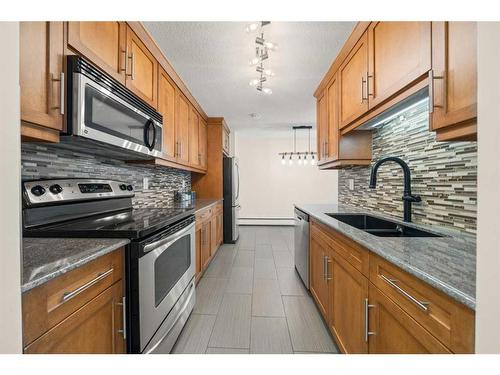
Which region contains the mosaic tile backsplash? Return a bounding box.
[339,100,477,234]
[21,143,191,208]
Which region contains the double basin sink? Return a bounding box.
[326,213,443,238]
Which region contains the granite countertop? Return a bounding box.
[172,198,223,213]
[22,238,130,293]
[295,203,476,310]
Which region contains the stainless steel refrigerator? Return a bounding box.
[223,156,240,243]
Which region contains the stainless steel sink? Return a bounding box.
[325,213,443,238]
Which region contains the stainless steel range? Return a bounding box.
[23,178,196,354]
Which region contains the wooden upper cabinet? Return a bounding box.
[67,22,127,84]
[368,284,450,354]
[222,126,230,156]
[367,22,431,108]
[175,92,190,165]
[330,250,369,354]
[199,118,208,170]
[25,281,124,354]
[158,67,176,161]
[126,26,158,107]
[326,75,339,160]
[20,22,64,142]
[316,90,329,163]
[430,22,477,141]
[189,107,200,167]
[339,31,369,129]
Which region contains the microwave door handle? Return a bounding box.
[149,121,157,151]
[143,120,156,151]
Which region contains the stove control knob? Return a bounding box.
[119,184,127,191]
[126,185,133,191]
[31,185,46,197]
[49,184,63,194]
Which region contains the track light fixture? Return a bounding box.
[246,22,276,95]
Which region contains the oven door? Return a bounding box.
[72,73,162,157]
[138,221,195,351]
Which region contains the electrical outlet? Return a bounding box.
[348,179,355,191]
[143,177,149,190]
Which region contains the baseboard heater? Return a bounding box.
[239,217,295,226]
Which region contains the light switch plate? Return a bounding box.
[348,179,355,191]
[143,177,149,190]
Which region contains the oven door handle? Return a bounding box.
[143,281,195,354]
[143,221,195,254]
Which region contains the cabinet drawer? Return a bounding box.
[214,202,223,215]
[310,219,369,276]
[195,207,212,223]
[22,248,124,346]
[369,254,474,353]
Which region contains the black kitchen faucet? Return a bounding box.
[369,156,421,222]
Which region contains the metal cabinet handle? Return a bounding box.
[121,47,128,73]
[326,257,332,281]
[380,274,430,312]
[322,256,327,281]
[50,72,65,115]
[127,51,135,80]
[324,140,328,158]
[367,74,373,97]
[61,268,114,303]
[428,69,444,114]
[361,76,368,102]
[364,298,376,342]
[117,296,126,340]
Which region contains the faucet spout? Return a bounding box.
[369,156,421,222]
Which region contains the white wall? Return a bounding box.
[0,22,22,353]
[475,22,500,353]
[235,129,338,225]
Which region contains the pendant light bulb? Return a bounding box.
[245,23,259,33]
[288,154,293,165]
[281,154,286,165]
[261,87,272,95]
[311,154,316,166]
[249,57,260,66]
[298,155,302,165]
[303,154,308,165]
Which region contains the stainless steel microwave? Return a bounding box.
[63,56,162,159]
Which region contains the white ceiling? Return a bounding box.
[144,22,355,131]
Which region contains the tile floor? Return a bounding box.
[172,225,339,354]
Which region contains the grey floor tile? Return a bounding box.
[209,294,252,349]
[172,314,216,354]
[252,278,285,317]
[206,347,250,354]
[204,256,234,278]
[226,266,253,294]
[233,250,255,267]
[194,278,228,315]
[250,317,293,354]
[276,267,307,296]
[273,249,294,268]
[255,244,273,259]
[216,244,238,261]
[283,296,337,353]
[254,258,277,280]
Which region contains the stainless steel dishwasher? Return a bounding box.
[294,208,310,289]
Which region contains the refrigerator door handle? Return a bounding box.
[235,162,240,201]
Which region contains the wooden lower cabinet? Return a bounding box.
[309,218,474,354]
[25,281,125,354]
[195,202,223,280]
[367,284,450,353]
[330,251,368,354]
[200,221,211,270]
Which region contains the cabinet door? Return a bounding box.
[330,251,369,353]
[327,74,339,160]
[217,212,223,245]
[430,22,477,138]
[316,91,328,162]
[309,236,329,319]
[175,93,190,165]
[189,107,200,167]
[368,22,431,107]
[210,215,218,257]
[201,222,211,270]
[67,22,126,84]
[222,127,230,155]
[368,285,450,353]
[339,32,368,129]
[20,22,64,138]
[126,26,158,107]
[25,282,125,354]
[158,67,177,161]
[195,225,202,280]
[199,118,208,170]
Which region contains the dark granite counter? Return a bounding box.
[172,198,223,213]
[22,238,129,293]
[295,203,476,310]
